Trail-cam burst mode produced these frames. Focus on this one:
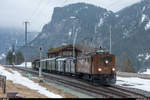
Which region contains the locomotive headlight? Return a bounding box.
[112,68,115,71]
[105,60,109,64]
[98,68,102,72]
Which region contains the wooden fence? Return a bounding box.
[0,75,6,94]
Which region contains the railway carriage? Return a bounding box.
[32,59,40,71]
[41,59,47,72]
[56,58,66,73]
[65,57,76,74]
[47,58,56,72]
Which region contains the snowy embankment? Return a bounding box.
[0,65,62,98]
[116,69,150,92]
[116,76,150,92]
[140,69,150,74]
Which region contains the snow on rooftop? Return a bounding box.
[116,76,150,92]
[0,65,62,98]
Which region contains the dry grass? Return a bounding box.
[16,69,77,98]
[32,79,77,98]
[0,67,76,98]
[0,80,47,98]
[5,67,13,74]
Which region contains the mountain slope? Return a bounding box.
[30,1,150,71]
[0,27,38,64]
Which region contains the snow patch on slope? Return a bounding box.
[142,6,146,12]
[145,53,150,60]
[141,14,146,23]
[137,53,150,61]
[98,18,104,27]
[145,20,150,30]
[0,53,6,60]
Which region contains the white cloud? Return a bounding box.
[0,0,141,31]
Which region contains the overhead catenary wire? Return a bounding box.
[29,0,43,22]
[28,0,70,31]
[29,0,54,31]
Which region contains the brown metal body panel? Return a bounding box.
[93,54,116,74]
[76,53,116,75]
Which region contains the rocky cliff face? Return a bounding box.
[30,0,150,71]
[31,3,116,55]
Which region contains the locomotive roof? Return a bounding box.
[41,58,56,61]
[77,50,112,59]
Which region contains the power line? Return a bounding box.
[29,0,43,21]
[28,0,48,31]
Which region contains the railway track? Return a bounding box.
[6,66,150,99]
[108,85,149,99]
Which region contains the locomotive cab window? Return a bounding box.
[100,56,113,63]
[107,57,112,63]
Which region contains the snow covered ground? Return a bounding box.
[0,65,62,98]
[116,76,150,92]
[15,62,32,68]
[140,69,150,74]
[116,69,150,92]
[1,64,150,96]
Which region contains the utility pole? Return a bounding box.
[72,25,75,58]
[39,47,43,82]
[12,44,15,66]
[109,25,112,54]
[24,21,29,46]
[24,21,29,69]
[70,17,79,59]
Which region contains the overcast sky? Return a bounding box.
[0,0,141,32]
